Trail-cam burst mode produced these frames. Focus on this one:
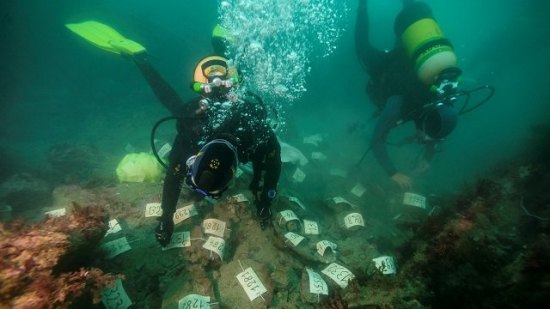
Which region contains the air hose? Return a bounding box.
[456,85,495,115]
[356,84,495,166]
[150,116,178,169]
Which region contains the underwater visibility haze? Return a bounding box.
[1,0,549,308]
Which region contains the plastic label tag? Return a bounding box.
[316,240,337,256]
[311,152,327,160]
[45,208,66,218]
[145,202,162,217]
[292,167,306,183]
[372,255,397,275]
[236,267,268,301]
[332,197,357,208]
[403,192,427,209]
[202,219,226,238]
[102,278,132,309]
[173,204,198,225]
[101,237,131,259]
[284,232,305,246]
[344,213,365,229]
[321,263,355,289]
[288,196,306,210]
[162,231,191,251]
[202,236,225,260]
[279,210,300,223]
[157,143,172,158]
[105,219,122,237]
[303,134,323,146]
[306,268,329,295]
[232,193,249,203]
[303,219,319,235]
[350,184,366,197]
[329,168,348,178]
[178,294,211,309]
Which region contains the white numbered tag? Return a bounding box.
[284,232,305,246]
[321,263,355,289]
[403,192,427,209]
[173,204,198,225]
[279,210,300,223]
[145,202,162,217]
[178,294,211,309]
[350,184,366,197]
[162,231,191,251]
[311,152,327,160]
[232,193,249,203]
[303,219,319,235]
[329,168,348,178]
[292,168,306,183]
[202,219,226,238]
[288,196,306,210]
[105,219,122,237]
[344,213,365,229]
[45,208,66,218]
[332,197,357,208]
[157,143,172,158]
[101,237,132,259]
[372,256,397,275]
[236,267,267,301]
[306,268,329,295]
[202,236,225,260]
[102,278,132,309]
[316,240,337,256]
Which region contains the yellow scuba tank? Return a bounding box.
[394,2,458,86]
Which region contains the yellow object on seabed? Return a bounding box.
[115,153,163,183]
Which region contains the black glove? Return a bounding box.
[256,201,272,230]
[155,218,174,247]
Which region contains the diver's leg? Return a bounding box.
[355,0,386,76]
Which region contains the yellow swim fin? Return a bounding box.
[65,20,146,55]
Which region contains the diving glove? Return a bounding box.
[256,198,273,230]
[155,218,174,247]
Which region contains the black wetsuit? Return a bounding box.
[133,53,281,221]
[355,0,438,176]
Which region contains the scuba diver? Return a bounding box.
[65,21,281,246]
[355,0,463,190]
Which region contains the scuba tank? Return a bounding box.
[394,2,458,86]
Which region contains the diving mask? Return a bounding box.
[193,76,238,94]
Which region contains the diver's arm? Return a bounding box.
[371,96,403,176]
[159,133,192,222]
[259,132,282,200]
[133,53,186,116]
[250,131,281,228]
[154,132,189,246]
[249,132,281,199]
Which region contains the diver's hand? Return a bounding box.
[391,173,412,190]
[155,218,174,247]
[256,201,272,230]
